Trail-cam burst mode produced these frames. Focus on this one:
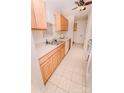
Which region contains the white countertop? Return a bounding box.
[36,45,56,59]
[35,38,71,60]
[57,38,70,42]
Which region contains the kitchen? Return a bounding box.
[31,0,92,93]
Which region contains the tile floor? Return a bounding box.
[43,45,87,93]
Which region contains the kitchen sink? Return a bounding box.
[50,41,64,45]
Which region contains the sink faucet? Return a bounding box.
[46,39,49,44]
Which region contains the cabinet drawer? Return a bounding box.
[39,49,57,64]
[39,54,51,64]
[50,48,57,55]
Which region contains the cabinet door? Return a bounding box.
[40,59,51,83]
[55,14,68,31]
[60,48,63,60]
[62,46,65,58]
[62,44,65,58]
[32,0,47,30]
[52,52,58,70]
[31,4,37,29]
[61,47,65,59]
[57,47,61,63]
[61,15,68,31]
[49,57,53,76]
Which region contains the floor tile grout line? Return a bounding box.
[49,81,69,93]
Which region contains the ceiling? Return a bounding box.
[45,0,92,20]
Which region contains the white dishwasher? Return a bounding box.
[65,40,69,55]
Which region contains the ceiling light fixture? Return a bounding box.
[80,6,85,10]
[77,6,85,11]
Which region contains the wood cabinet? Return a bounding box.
[57,43,65,62]
[52,51,58,70]
[60,44,65,60]
[57,47,61,64]
[39,43,65,84]
[31,4,37,28]
[61,15,68,31]
[55,13,68,31]
[40,58,51,83]
[73,22,77,31]
[31,0,47,30]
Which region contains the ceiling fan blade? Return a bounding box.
[84,1,92,6]
[75,1,80,6]
[79,0,85,5]
[72,7,78,10]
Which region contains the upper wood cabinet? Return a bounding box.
[31,0,47,30]
[55,13,68,31]
[31,5,37,29]
[73,22,77,31]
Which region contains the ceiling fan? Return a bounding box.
[72,0,92,11]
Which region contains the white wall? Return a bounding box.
[46,9,54,24]
[32,31,44,44]
[31,34,45,93]
[74,18,87,44]
[83,10,92,60]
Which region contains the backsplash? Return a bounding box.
[32,30,57,47]
[32,30,44,44]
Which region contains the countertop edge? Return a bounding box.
[38,41,65,60]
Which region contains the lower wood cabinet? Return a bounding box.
[49,58,54,76]
[55,13,68,31]
[62,45,65,58]
[57,47,61,64]
[52,52,58,70]
[39,43,65,84]
[40,58,51,83]
[60,45,65,60]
